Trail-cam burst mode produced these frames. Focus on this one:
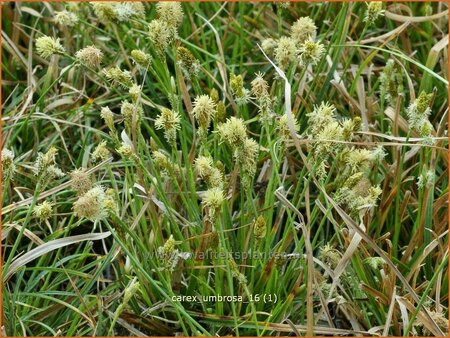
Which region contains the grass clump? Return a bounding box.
[1,1,448,336]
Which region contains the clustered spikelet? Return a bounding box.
[90,2,117,23]
[32,146,64,180]
[372,145,387,162]
[54,10,79,26]
[314,120,345,157]
[130,86,142,104]
[251,72,269,99]
[192,94,216,136]
[415,310,448,336]
[274,37,297,70]
[161,234,176,255]
[209,167,224,188]
[417,169,435,189]
[298,37,325,66]
[273,16,324,70]
[307,102,336,134]
[216,101,226,123]
[379,59,404,104]
[341,145,386,174]
[91,140,111,163]
[236,138,259,186]
[218,117,259,188]
[201,187,225,221]
[342,117,362,141]
[121,101,136,123]
[91,2,145,23]
[121,101,142,133]
[114,2,145,21]
[344,148,377,174]
[419,120,433,141]
[2,148,16,182]
[194,156,213,178]
[157,235,180,272]
[253,215,267,241]
[276,114,300,145]
[261,38,277,55]
[154,107,181,142]
[357,187,380,216]
[230,73,250,105]
[131,50,152,69]
[151,150,169,166]
[211,166,225,188]
[156,2,184,28]
[209,89,226,122]
[229,255,247,284]
[319,243,341,269]
[117,143,134,159]
[306,102,347,158]
[217,117,247,148]
[69,168,92,194]
[364,2,384,25]
[194,156,223,189]
[335,174,382,216]
[36,36,66,59]
[209,88,219,103]
[103,188,118,213]
[129,84,142,102]
[33,200,54,222]
[75,46,103,68]
[316,161,328,182]
[129,3,146,17]
[73,186,109,221]
[251,72,273,122]
[305,102,384,216]
[290,17,317,45]
[100,106,119,144]
[151,148,182,178]
[34,147,57,172]
[101,107,115,130]
[407,91,434,138]
[217,117,249,168]
[275,2,290,9]
[148,20,174,54]
[229,74,244,97]
[151,150,173,176]
[103,67,133,89]
[177,47,200,79]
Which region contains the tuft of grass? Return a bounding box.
[1,2,448,336]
